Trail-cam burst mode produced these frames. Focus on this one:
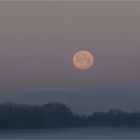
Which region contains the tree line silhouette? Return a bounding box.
[0,102,140,129]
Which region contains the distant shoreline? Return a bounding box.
[0,102,140,129]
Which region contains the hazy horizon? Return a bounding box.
[0,86,139,114]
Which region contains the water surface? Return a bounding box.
[0,127,140,139]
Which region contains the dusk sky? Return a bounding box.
[0,1,140,91]
[0,1,140,114]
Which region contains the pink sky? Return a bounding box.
[0,1,140,90]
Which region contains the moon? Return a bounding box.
[73,50,94,70]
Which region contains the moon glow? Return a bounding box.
[73,51,94,70]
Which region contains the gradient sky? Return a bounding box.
[0,1,140,91]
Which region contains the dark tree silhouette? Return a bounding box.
[0,102,140,129]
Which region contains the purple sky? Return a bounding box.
[0,1,140,91]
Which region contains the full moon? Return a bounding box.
[73,50,94,70]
